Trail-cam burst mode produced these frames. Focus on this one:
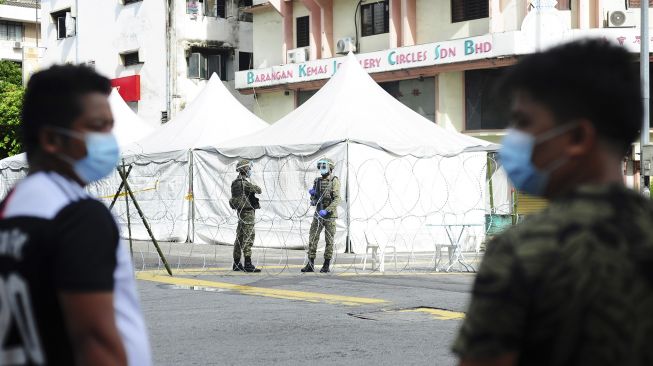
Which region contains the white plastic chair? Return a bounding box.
[362,231,397,272]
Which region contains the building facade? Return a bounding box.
[236,0,653,146]
[0,0,41,83]
[40,0,254,125]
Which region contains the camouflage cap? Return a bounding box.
[317,157,335,168]
[236,159,251,172]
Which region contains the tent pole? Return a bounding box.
[187,150,195,243]
[121,160,134,258]
[116,166,173,276]
[345,140,351,253]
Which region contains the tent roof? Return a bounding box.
[216,53,497,159]
[0,89,155,170]
[124,73,268,156]
[109,89,155,147]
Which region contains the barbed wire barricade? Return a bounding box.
[0,148,512,275]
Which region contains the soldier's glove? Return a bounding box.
[318,209,329,218]
[309,188,316,196]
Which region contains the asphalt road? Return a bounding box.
[137,268,475,366]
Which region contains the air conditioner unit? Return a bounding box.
[286,48,307,64]
[336,37,356,55]
[13,41,22,49]
[606,10,635,28]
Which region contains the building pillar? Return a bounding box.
[595,0,603,28]
[282,0,293,63]
[314,0,333,58]
[490,0,502,33]
[579,0,590,29]
[401,0,416,46]
[389,0,402,48]
[301,0,322,60]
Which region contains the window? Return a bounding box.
[187,0,226,17]
[204,0,226,17]
[51,9,74,39]
[296,16,309,48]
[361,1,389,37]
[298,89,317,106]
[378,78,436,121]
[451,0,489,23]
[238,51,253,71]
[121,51,141,67]
[0,21,23,41]
[187,49,225,80]
[465,68,511,131]
[628,0,653,7]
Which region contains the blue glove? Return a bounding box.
[318,209,329,218]
[309,188,316,196]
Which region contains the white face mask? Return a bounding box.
[54,128,120,183]
[499,123,578,196]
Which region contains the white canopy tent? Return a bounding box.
[123,73,268,156]
[93,74,269,242]
[194,53,500,255]
[0,89,155,197]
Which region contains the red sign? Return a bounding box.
[111,75,141,102]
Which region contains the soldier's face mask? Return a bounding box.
[499,123,577,196]
[317,162,329,176]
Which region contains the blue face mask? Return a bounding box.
[56,129,120,184]
[319,168,329,176]
[499,125,575,196]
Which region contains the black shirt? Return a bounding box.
[0,172,118,365]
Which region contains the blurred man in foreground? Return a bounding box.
[0,65,151,365]
[453,39,653,366]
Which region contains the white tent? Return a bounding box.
[124,73,268,156]
[193,54,498,254]
[93,74,269,242]
[0,89,155,197]
[109,89,155,147]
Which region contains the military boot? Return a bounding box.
[301,258,315,273]
[319,259,331,273]
[243,257,261,273]
[232,260,244,271]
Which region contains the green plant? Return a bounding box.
[0,60,24,158]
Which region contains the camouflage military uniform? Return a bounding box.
[230,175,261,262]
[453,185,653,366]
[307,175,341,260]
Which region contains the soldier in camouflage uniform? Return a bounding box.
[453,40,653,365]
[301,157,341,273]
[229,159,261,273]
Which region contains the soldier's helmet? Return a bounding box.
[236,159,251,173]
[317,157,335,170]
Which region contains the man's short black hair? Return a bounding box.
[501,39,642,154]
[21,64,111,159]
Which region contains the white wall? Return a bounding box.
[0,3,41,23]
[40,0,254,124]
[416,0,489,44]
[172,0,254,118]
[252,9,282,67]
[41,0,167,126]
[253,90,294,123]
